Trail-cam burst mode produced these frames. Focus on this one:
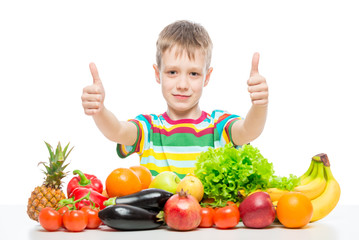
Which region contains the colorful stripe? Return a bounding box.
[141,162,196,176]
[152,126,214,137]
[117,110,242,178]
[142,148,200,161]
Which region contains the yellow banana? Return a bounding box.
[310,162,340,222]
[294,161,326,200]
[303,160,319,183]
[266,157,325,202]
[267,153,339,222]
[266,187,289,202]
[301,153,325,184]
[266,164,317,202]
[300,160,315,185]
[266,163,317,201]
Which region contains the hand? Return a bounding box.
[81,63,105,115]
[247,53,268,106]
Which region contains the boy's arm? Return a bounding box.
[82,63,138,146]
[231,53,269,146]
[92,107,138,146]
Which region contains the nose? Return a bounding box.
[176,74,189,91]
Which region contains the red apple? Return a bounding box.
[239,192,275,228]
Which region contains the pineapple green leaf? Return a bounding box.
[64,145,74,160]
[37,161,46,167]
[63,163,71,171]
[44,141,54,161]
[55,142,63,161]
[40,141,74,188]
[45,166,52,174]
[63,142,69,155]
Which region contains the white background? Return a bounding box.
[1,0,358,205]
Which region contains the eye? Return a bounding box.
[165,70,177,78]
[190,72,200,77]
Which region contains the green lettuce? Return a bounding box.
[194,143,300,205]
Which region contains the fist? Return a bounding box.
[247,53,268,106]
[81,63,105,115]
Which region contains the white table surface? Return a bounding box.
[1,204,358,240]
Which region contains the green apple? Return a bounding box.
[149,171,181,194]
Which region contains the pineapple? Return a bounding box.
[27,141,73,221]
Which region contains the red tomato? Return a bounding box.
[80,206,102,229]
[199,207,215,228]
[38,207,62,231]
[75,200,92,210]
[58,206,69,216]
[57,206,69,227]
[63,210,88,232]
[226,201,237,206]
[214,205,240,229]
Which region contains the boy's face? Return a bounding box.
[154,46,213,118]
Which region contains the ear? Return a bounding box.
[204,67,213,87]
[153,64,161,84]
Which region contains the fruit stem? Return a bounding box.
[73,169,92,186]
[178,188,188,197]
[156,211,164,222]
[57,197,75,210]
[313,153,330,167]
[104,197,116,206]
[56,191,93,210]
[73,191,92,204]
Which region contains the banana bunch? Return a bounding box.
[266,153,340,222]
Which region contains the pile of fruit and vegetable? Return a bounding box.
[27,142,341,232]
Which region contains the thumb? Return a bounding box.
[89,62,101,84]
[250,52,260,77]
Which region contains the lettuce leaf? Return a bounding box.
[194,143,299,205]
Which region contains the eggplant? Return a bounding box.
[104,188,173,210]
[98,204,163,230]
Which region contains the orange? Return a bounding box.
[105,168,142,197]
[129,165,153,189]
[276,192,313,228]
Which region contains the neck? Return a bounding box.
[166,106,202,121]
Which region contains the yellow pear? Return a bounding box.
[176,175,204,202]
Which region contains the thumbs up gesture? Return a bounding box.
[81,63,105,115]
[247,53,268,106]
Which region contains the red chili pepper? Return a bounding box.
[67,169,103,197]
[69,187,108,210]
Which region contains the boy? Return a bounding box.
[81,20,268,178]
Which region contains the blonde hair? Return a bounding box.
[156,20,213,70]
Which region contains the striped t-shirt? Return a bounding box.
[117,110,242,179]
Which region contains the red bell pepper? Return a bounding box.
[69,187,108,210]
[67,169,103,197]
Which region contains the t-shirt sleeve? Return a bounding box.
[116,115,151,158]
[212,110,242,147]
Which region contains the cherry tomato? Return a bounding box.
[63,210,88,232]
[214,205,240,229]
[199,207,215,228]
[58,206,69,216]
[57,206,69,227]
[80,206,102,229]
[38,207,62,231]
[75,199,92,210]
[226,201,237,206]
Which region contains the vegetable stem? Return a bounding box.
[73,169,92,186]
